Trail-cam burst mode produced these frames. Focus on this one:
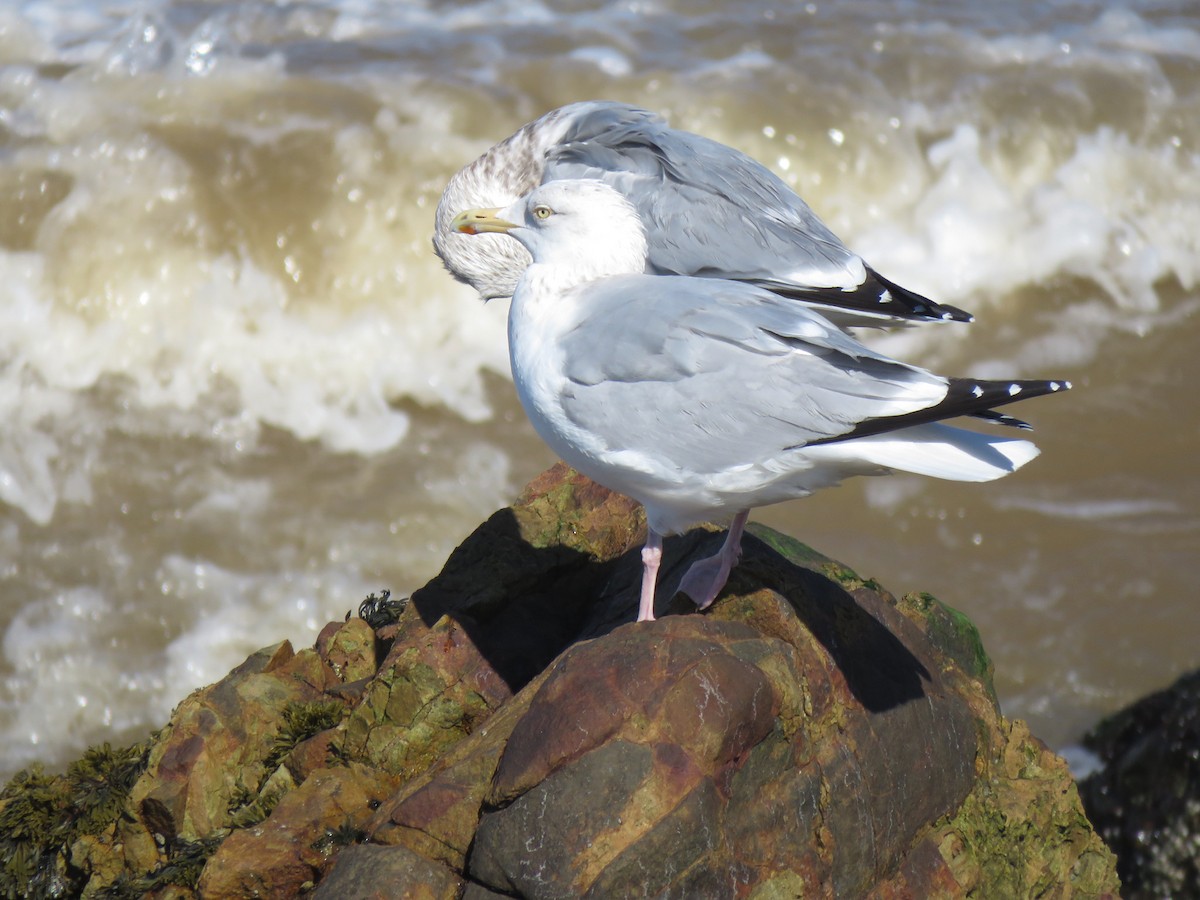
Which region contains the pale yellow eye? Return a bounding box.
[532,204,554,220]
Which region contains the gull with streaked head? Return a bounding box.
[437,101,974,328]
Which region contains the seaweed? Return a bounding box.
[0,740,151,899]
[226,782,286,831]
[311,819,368,857]
[264,699,347,774]
[218,699,349,831]
[356,589,408,630]
[65,742,152,839]
[97,833,225,898]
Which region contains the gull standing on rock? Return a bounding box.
[452,181,1069,623]
[435,101,973,328]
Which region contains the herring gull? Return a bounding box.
[451,181,1069,622]
[435,101,973,328]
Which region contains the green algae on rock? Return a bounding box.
[0,464,1119,898]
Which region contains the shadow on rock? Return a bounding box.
[737,529,932,713]
[410,506,608,693]
[572,522,932,713]
[414,500,930,714]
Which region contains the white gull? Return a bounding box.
[451,180,1069,622]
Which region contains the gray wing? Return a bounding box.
[556,276,949,475]
[545,105,972,324]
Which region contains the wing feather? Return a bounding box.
[555,277,949,477]
[544,105,972,324]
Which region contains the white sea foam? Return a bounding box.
[991,495,1186,524]
[0,60,511,525]
[0,558,377,775]
[1058,743,1104,781]
[3,0,1199,778]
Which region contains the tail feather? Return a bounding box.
[804,422,1040,483]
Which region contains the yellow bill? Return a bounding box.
[452,207,517,235]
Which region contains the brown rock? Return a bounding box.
[312,843,462,899]
[337,612,514,779]
[4,463,1117,898]
[129,641,340,842]
[196,764,398,899]
[280,726,342,783]
[466,609,979,897]
[366,678,546,870]
[488,619,778,803]
[315,616,380,683]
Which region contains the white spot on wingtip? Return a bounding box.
[971,385,984,398]
[1008,383,1022,396]
[878,289,892,304]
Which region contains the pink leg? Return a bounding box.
[678,510,750,610]
[638,530,663,622]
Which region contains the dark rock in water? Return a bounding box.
[0,463,1118,898]
[1080,668,1200,897]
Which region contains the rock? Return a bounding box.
[196,764,399,898]
[128,639,339,844]
[1079,668,1200,897]
[315,615,380,684]
[336,611,515,780]
[365,679,546,871]
[467,618,785,896]
[313,843,462,899]
[0,463,1119,898]
[931,717,1120,897]
[461,606,1107,897]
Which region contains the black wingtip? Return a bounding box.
[939,304,975,324]
[953,378,1073,409]
[868,269,976,324]
[767,278,976,325]
[809,376,1071,446]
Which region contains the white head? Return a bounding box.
[451,180,650,288]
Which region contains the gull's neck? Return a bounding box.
[510,238,646,362]
[522,222,649,299]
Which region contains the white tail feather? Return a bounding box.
[806,423,1040,483]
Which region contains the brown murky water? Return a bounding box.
[1,0,1198,779]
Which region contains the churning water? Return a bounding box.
[2,0,1198,779]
